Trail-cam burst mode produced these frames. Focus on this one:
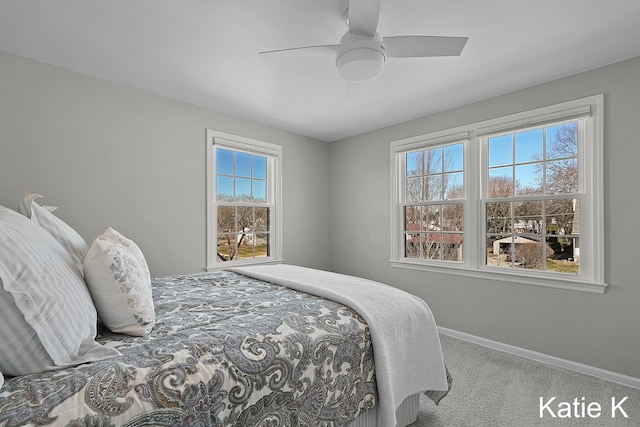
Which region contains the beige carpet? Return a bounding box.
[413,334,640,426]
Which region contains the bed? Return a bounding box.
[0,196,450,427]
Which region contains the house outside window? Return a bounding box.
[206,130,283,269]
[390,95,605,293]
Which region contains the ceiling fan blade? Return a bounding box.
[384,36,468,58]
[259,44,339,59]
[347,0,380,36]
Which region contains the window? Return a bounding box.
[485,122,580,274]
[404,142,465,262]
[206,130,282,269]
[391,95,605,293]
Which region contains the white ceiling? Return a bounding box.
[1,1,639,142]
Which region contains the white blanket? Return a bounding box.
[229,264,448,427]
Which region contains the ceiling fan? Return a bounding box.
[259,0,468,82]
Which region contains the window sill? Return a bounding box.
[389,259,607,294]
[206,258,285,272]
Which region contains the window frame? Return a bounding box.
[390,95,606,293]
[206,129,283,270]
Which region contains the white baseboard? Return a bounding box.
[438,326,640,390]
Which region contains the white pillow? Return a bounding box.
[0,206,120,376]
[17,193,89,273]
[100,227,150,273]
[84,228,155,336]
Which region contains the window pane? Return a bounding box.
[515,128,543,164]
[216,234,234,262]
[424,233,441,260]
[515,163,542,195]
[255,233,270,258]
[546,159,578,194]
[442,233,463,261]
[443,203,464,231]
[406,177,422,202]
[235,178,251,199]
[484,198,580,274]
[487,235,511,268]
[425,148,442,174]
[407,151,423,176]
[217,206,236,233]
[514,201,542,234]
[252,155,267,179]
[252,180,267,202]
[545,199,578,237]
[255,207,270,232]
[237,234,255,259]
[217,205,237,263]
[405,233,421,258]
[216,148,234,176]
[235,152,251,177]
[444,144,464,172]
[546,234,579,274]
[216,149,272,203]
[216,206,271,263]
[488,167,514,197]
[488,135,512,167]
[217,176,234,200]
[546,123,578,160]
[424,176,443,200]
[405,206,421,230]
[514,239,546,271]
[486,201,512,234]
[546,198,579,236]
[422,205,440,230]
[444,172,464,199]
[236,206,253,231]
[406,144,464,208]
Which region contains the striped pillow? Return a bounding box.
[0,206,120,376]
[17,193,89,273]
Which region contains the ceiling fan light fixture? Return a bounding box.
[336,32,385,81]
[336,47,384,81]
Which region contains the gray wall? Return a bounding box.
[330,56,640,378]
[0,50,332,276]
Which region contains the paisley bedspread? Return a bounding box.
[0,271,378,427]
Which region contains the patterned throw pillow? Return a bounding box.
[83,228,155,336]
[0,206,120,376]
[17,193,89,274]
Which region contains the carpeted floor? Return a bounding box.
[413,334,640,426]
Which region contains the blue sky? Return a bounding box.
[488,124,575,192]
[216,148,267,201]
[406,123,577,197]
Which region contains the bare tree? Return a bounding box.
[516,242,554,270]
[486,176,516,234]
[217,204,266,261]
[407,149,444,202]
[546,124,578,194]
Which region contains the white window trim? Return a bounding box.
[206,129,283,270]
[390,95,606,293]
